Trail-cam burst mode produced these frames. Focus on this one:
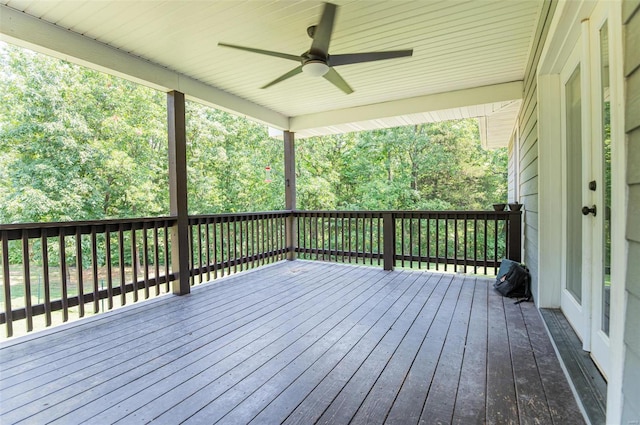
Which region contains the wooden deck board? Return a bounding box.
[486,286,519,424]
[451,278,488,425]
[384,273,461,424]
[419,275,474,424]
[0,261,585,425]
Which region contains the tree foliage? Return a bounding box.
[296,121,507,211]
[1,43,507,226]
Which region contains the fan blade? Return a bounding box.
[323,68,353,94]
[329,50,413,66]
[218,43,301,62]
[310,2,337,57]
[261,66,304,89]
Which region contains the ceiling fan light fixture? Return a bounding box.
[302,60,330,77]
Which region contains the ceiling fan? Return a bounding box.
[218,2,413,94]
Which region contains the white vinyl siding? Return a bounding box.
[622,0,640,422]
[511,0,557,299]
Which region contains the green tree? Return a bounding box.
[0,44,168,223]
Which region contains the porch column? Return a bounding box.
[167,91,190,295]
[383,213,395,271]
[507,210,522,262]
[284,130,297,260]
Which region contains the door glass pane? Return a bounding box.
[566,65,582,303]
[600,22,611,335]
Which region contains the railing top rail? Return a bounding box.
[0,216,178,231]
[292,209,519,215]
[189,210,293,222]
[1,209,520,232]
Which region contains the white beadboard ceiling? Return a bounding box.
[0,0,543,144]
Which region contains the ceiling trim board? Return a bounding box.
[289,81,523,132]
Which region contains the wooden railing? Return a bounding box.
[0,217,176,337]
[1,209,521,337]
[188,211,289,284]
[294,210,521,274]
[0,212,289,337]
[295,211,384,266]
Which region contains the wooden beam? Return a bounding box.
[289,81,523,133]
[168,91,190,295]
[0,5,288,131]
[284,131,297,261]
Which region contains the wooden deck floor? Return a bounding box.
[0,261,585,425]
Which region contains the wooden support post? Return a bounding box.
[284,131,297,261]
[383,213,395,271]
[507,210,522,262]
[168,91,190,295]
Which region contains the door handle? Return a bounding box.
[582,205,597,217]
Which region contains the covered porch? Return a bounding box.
[2,0,638,423]
[0,261,583,424]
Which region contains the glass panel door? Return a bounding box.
[560,41,586,343]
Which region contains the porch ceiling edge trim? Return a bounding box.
[288,81,524,133]
[0,5,289,130]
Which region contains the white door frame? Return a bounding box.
[536,0,627,422]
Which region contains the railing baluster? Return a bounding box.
[59,228,69,321]
[313,215,318,261]
[417,218,422,269]
[326,213,330,261]
[298,214,302,259]
[319,214,324,261]
[143,222,150,297]
[226,218,232,274]
[91,227,100,312]
[232,218,237,272]
[251,217,256,268]
[260,215,265,265]
[188,222,194,286]
[409,215,414,269]
[245,217,249,266]
[75,228,85,317]
[454,216,458,272]
[426,215,431,269]
[196,221,203,283]
[131,227,138,301]
[444,217,449,272]
[154,224,161,295]
[377,216,382,265]
[355,215,360,264]
[368,215,371,263]
[268,215,272,263]
[213,219,219,278]
[483,218,488,275]
[105,230,113,309]
[245,217,250,268]
[118,225,125,306]
[473,216,478,275]
[464,218,468,274]
[435,217,440,271]
[164,223,170,292]
[22,232,33,331]
[339,214,344,263]
[494,214,499,275]
[41,232,52,326]
[2,231,13,337]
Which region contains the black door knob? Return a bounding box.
[582,205,597,216]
